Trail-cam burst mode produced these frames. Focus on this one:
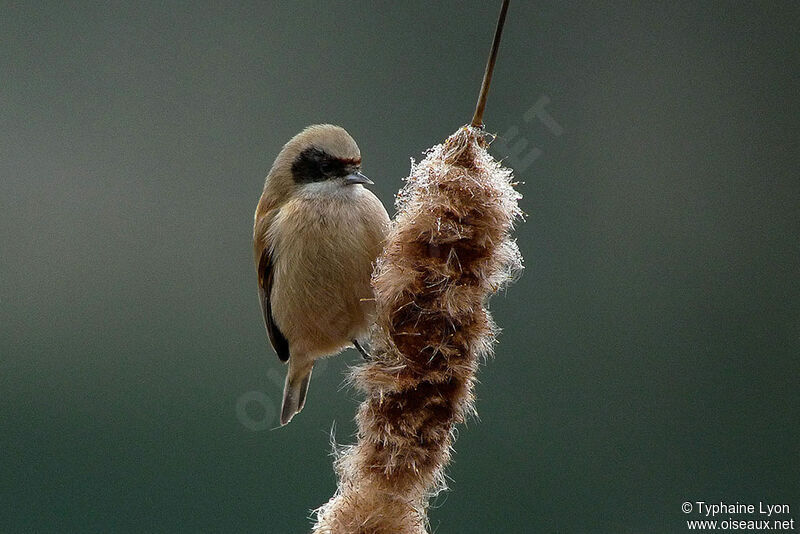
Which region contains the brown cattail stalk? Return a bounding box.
[312,2,519,532]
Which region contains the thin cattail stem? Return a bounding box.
[312,2,519,533]
[471,0,511,128]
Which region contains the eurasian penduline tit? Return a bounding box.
[253,124,390,425]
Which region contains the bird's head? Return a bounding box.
[267,125,373,199]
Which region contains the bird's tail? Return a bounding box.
[280,362,313,426]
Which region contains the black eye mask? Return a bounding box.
[291,147,351,183]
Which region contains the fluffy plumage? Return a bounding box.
[253,125,390,425]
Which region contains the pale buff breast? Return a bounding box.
[267,184,389,358]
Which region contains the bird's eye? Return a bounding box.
[320,161,333,174]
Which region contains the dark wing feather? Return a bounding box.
[257,248,290,362]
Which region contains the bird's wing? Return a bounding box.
[257,247,290,362]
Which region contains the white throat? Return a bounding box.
[299,179,360,199]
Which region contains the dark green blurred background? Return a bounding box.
[2,2,798,532]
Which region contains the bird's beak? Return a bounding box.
[344,171,374,186]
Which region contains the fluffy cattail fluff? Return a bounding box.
[312,125,522,533]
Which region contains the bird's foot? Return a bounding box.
[352,339,372,361]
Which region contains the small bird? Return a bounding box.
[253,125,390,425]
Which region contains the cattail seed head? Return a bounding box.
[312,126,522,534]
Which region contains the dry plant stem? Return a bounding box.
[312,125,523,534]
[471,0,511,128]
